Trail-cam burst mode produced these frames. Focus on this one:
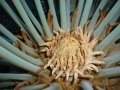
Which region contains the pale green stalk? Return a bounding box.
[66,0,70,29]
[59,0,68,32]
[108,10,120,23]
[1,36,12,43]
[111,51,120,56]
[0,0,32,39]
[0,37,43,66]
[0,82,15,88]
[47,0,60,30]
[34,0,53,37]
[23,45,39,57]
[43,83,63,90]
[80,80,93,90]
[20,0,44,36]
[79,0,93,27]
[0,0,26,30]
[88,0,108,32]
[0,24,17,43]
[0,73,36,81]
[12,0,44,44]
[103,53,120,68]
[0,46,40,74]
[95,67,120,79]
[19,84,47,90]
[74,0,84,29]
[0,24,39,57]
[95,24,120,51]
[70,0,77,12]
[94,0,120,37]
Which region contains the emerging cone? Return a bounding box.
[42,27,104,82]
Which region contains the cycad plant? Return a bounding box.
[0,0,120,90]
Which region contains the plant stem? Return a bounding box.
[0,37,43,66]
[79,80,93,90]
[0,24,39,57]
[0,46,40,73]
[109,10,120,23]
[0,24,17,43]
[43,83,63,90]
[47,0,60,31]
[88,0,108,32]
[94,0,120,37]
[0,82,15,88]
[95,24,120,51]
[20,0,45,36]
[0,0,24,29]
[70,0,77,12]
[0,73,36,81]
[59,0,68,32]
[34,0,53,37]
[66,0,70,29]
[79,0,93,27]
[74,0,84,29]
[12,0,44,44]
[0,0,30,36]
[19,84,47,90]
[95,67,120,79]
[103,53,120,68]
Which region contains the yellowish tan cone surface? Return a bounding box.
[42,28,104,82]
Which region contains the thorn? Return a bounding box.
[66,71,70,80]
[59,28,64,33]
[92,60,104,65]
[74,69,82,76]
[52,67,58,74]
[44,64,48,69]
[53,30,59,35]
[40,48,47,52]
[50,64,54,68]
[86,67,93,71]
[92,51,104,56]
[55,70,63,79]
[90,64,98,72]
[39,42,50,47]
[74,72,78,80]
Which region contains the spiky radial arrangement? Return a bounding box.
[43,28,104,81]
[0,0,120,90]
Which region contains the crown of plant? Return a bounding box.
[0,0,120,90]
[43,28,104,82]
